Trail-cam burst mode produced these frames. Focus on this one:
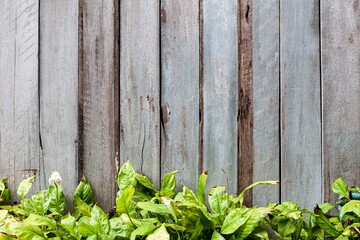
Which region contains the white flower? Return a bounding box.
[49,171,62,186]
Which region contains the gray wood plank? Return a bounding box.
[322,1,360,204]
[252,0,280,206]
[202,0,238,193]
[39,0,79,207]
[161,0,199,190]
[79,0,118,210]
[120,0,160,187]
[0,0,40,199]
[280,0,322,209]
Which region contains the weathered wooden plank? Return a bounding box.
[252,0,280,206]
[120,0,160,186]
[161,0,199,190]
[280,0,322,209]
[79,0,118,210]
[0,0,40,199]
[202,0,238,193]
[322,1,360,204]
[39,0,79,206]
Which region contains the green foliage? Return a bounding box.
[0,163,360,239]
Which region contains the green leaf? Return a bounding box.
[318,202,335,214]
[91,205,110,235]
[0,210,7,224]
[0,178,9,205]
[208,186,228,217]
[117,161,136,196]
[130,223,157,240]
[74,197,92,217]
[2,221,46,240]
[277,220,297,237]
[17,175,36,199]
[211,230,226,240]
[221,207,252,234]
[234,180,278,206]
[160,171,177,198]
[24,214,57,229]
[61,214,82,240]
[340,200,360,218]
[137,202,170,215]
[146,224,170,240]
[135,174,158,192]
[237,207,272,239]
[116,187,135,214]
[197,170,208,204]
[78,216,98,237]
[109,218,134,238]
[332,178,349,199]
[74,176,93,205]
[48,185,66,215]
[314,206,339,238]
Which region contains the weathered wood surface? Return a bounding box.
[161,0,199,190]
[79,0,118,210]
[202,0,238,193]
[280,0,322,209]
[0,0,40,197]
[120,0,160,186]
[39,0,79,207]
[322,1,360,204]
[252,0,280,206]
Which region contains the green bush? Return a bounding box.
[0,162,359,239]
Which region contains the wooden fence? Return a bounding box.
[1,0,359,210]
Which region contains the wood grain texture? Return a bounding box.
[39,0,79,206]
[238,0,254,206]
[161,0,199,190]
[202,0,238,193]
[120,0,160,186]
[280,0,322,209]
[322,1,360,204]
[79,0,118,210]
[0,0,40,198]
[252,0,280,206]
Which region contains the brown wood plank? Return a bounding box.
[252,0,280,206]
[79,0,118,210]
[39,0,79,207]
[160,0,199,190]
[0,0,40,199]
[280,0,322,209]
[322,1,360,204]
[120,0,160,186]
[202,0,239,193]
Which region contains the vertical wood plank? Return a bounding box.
[0,0,40,198]
[120,0,160,186]
[202,1,238,192]
[161,0,199,189]
[39,0,79,206]
[280,0,322,209]
[322,1,360,204]
[79,0,118,209]
[252,0,280,206]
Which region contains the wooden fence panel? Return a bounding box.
[0,0,40,197]
[252,0,280,206]
[202,0,238,192]
[39,0,79,206]
[160,0,199,190]
[280,0,322,209]
[322,1,360,204]
[120,0,160,186]
[79,0,119,209]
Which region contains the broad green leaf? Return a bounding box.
[91,205,110,235]
[0,210,7,224]
[137,202,170,215]
[61,214,82,240]
[208,186,228,217]
[74,197,92,217]
[237,207,272,239]
[277,220,296,237]
[130,223,157,240]
[0,178,9,205]
[191,219,204,239]
[2,222,45,240]
[24,214,57,229]
[314,206,339,238]
[136,174,158,192]
[116,187,135,214]
[146,224,169,240]
[17,175,36,199]
[78,216,98,237]
[340,200,360,218]
[117,161,136,195]
[30,191,50,215]
[48,185,66,215]
[160,171,177,198]
[211,230,226,240]
[221,207,252,234]
[164,223,186,232]
[318,202,334,214]
[109,218,134,238]
[234,180,279,206]
[74,176,93,205]
[332,178,349,199]
[197,170,208,204]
